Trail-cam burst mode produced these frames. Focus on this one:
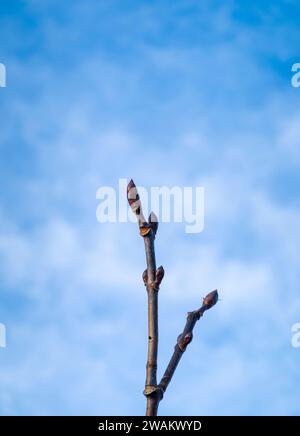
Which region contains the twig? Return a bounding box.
[158,290,219,395]
[127,180,164,416]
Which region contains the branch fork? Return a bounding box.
[127,179,219,416]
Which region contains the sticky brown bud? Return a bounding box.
[154,266,165,288]
[177,332,193,351]
[127,179,141,215]
[142,269,148,286]
[148,212,158,236]
[203,289,218,309]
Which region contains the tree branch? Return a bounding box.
[127,179,219,416]
[127,180,164,416]
[158,290,218,395]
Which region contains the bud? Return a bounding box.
[127,179,148,234]
[177,332,193,352]
[148,212,158,236]
[142,269,148,285]
[154,266,165,288]
[127,179,141,215]
[203,289,218,309]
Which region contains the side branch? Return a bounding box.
[158,290,218,394]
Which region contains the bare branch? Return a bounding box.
[127,179,219,416]
[127,179,163,416]
[158,290,218,394]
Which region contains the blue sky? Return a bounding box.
[0,0,300,415]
